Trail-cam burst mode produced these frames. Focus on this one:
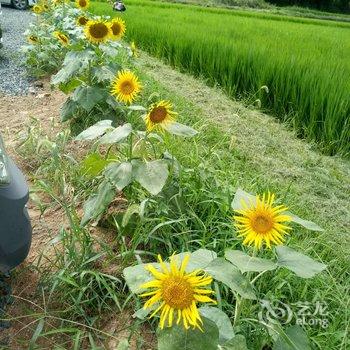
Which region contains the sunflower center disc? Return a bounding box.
[59,35,67,43]
[150,107,167,123]
[90,24,109,39]
[79,0,87,6]
[120,81,135,94]
[111,23,121,36]
[252,215,273,234]
[79,17,87,25]
[162,276,193,309]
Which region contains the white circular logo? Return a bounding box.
[258,299,293,325]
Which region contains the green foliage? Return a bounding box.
[199,306,235,343]
[18,1,347,349]
[225,250,277,273]
[157,317,220,350]
[276,245,327,278]
[91,0,350,155]
[273,325,311,350]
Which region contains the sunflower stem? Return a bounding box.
[128,133,133,161]
[251,270,268,285]
[233,293,242,327]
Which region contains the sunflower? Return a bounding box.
[140,254,216,330]
[109,18,126,40]
[145,100,177,132]
[233,192,292,249]
[53,31,69,46]
[28,35,39,44]
[111,70,141,104]
[75,0,89,9]
[32,4,43,14]
[77,15,89,26]
[84,20,112,44]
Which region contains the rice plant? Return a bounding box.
[91,0,350,156]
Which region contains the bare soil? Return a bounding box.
[0,81,154,349]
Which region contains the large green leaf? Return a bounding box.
[72,86,106,112]
[81,180,116,226]
[123,263,156,294]
[276,246,326,278]
[64,49,95,67]
[231,189,322,231]
[122,203,140,227]
[199,307,234,344]
[106,95,120,110]
[60,98,79,122]
[273,325,311,350]
[133,159,169,195]
[165,122,198,137]
[99,123,133,144]
[286,212,323,232]
[157,317,219,350]
[52,50,94,86]
[205,258,256,299]
[59,78,81,95]
[75,120,113,141]
[51,60,81,86]
[231,188,256,210]
[92,65,116,83]
[99,43,120,57]
[80,153,115,177]
[104,162,133,191]
[221,335,248,350]
[225,250,277,273]
[174,249,217,271]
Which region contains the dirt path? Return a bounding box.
[0,83,153,349]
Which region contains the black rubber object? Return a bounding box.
[0,157,32,273]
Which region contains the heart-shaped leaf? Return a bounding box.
[165,122,198,137]
[81,153,115,177]
[222,335,248,350]
[75,120,113,141]
[99,123,132,144]
[205,258,256,299]
[72,86,106,112]
[276,246,326,278]
[60,98,79,122]
[92,65,116,83]
[123,263,157,294]
[81,180,116,225]
[273,325,311,350]
[133,159,169,195]
[104,162,133,191]
[225,250,277,273]
[199,307,234,344]
[157,317,219,350]
[286,212,323,232]
[174,249,217,271]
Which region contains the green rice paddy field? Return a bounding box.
[91,0,350,156]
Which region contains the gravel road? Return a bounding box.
[0,6,33,95]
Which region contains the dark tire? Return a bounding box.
[11,0,28,10]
